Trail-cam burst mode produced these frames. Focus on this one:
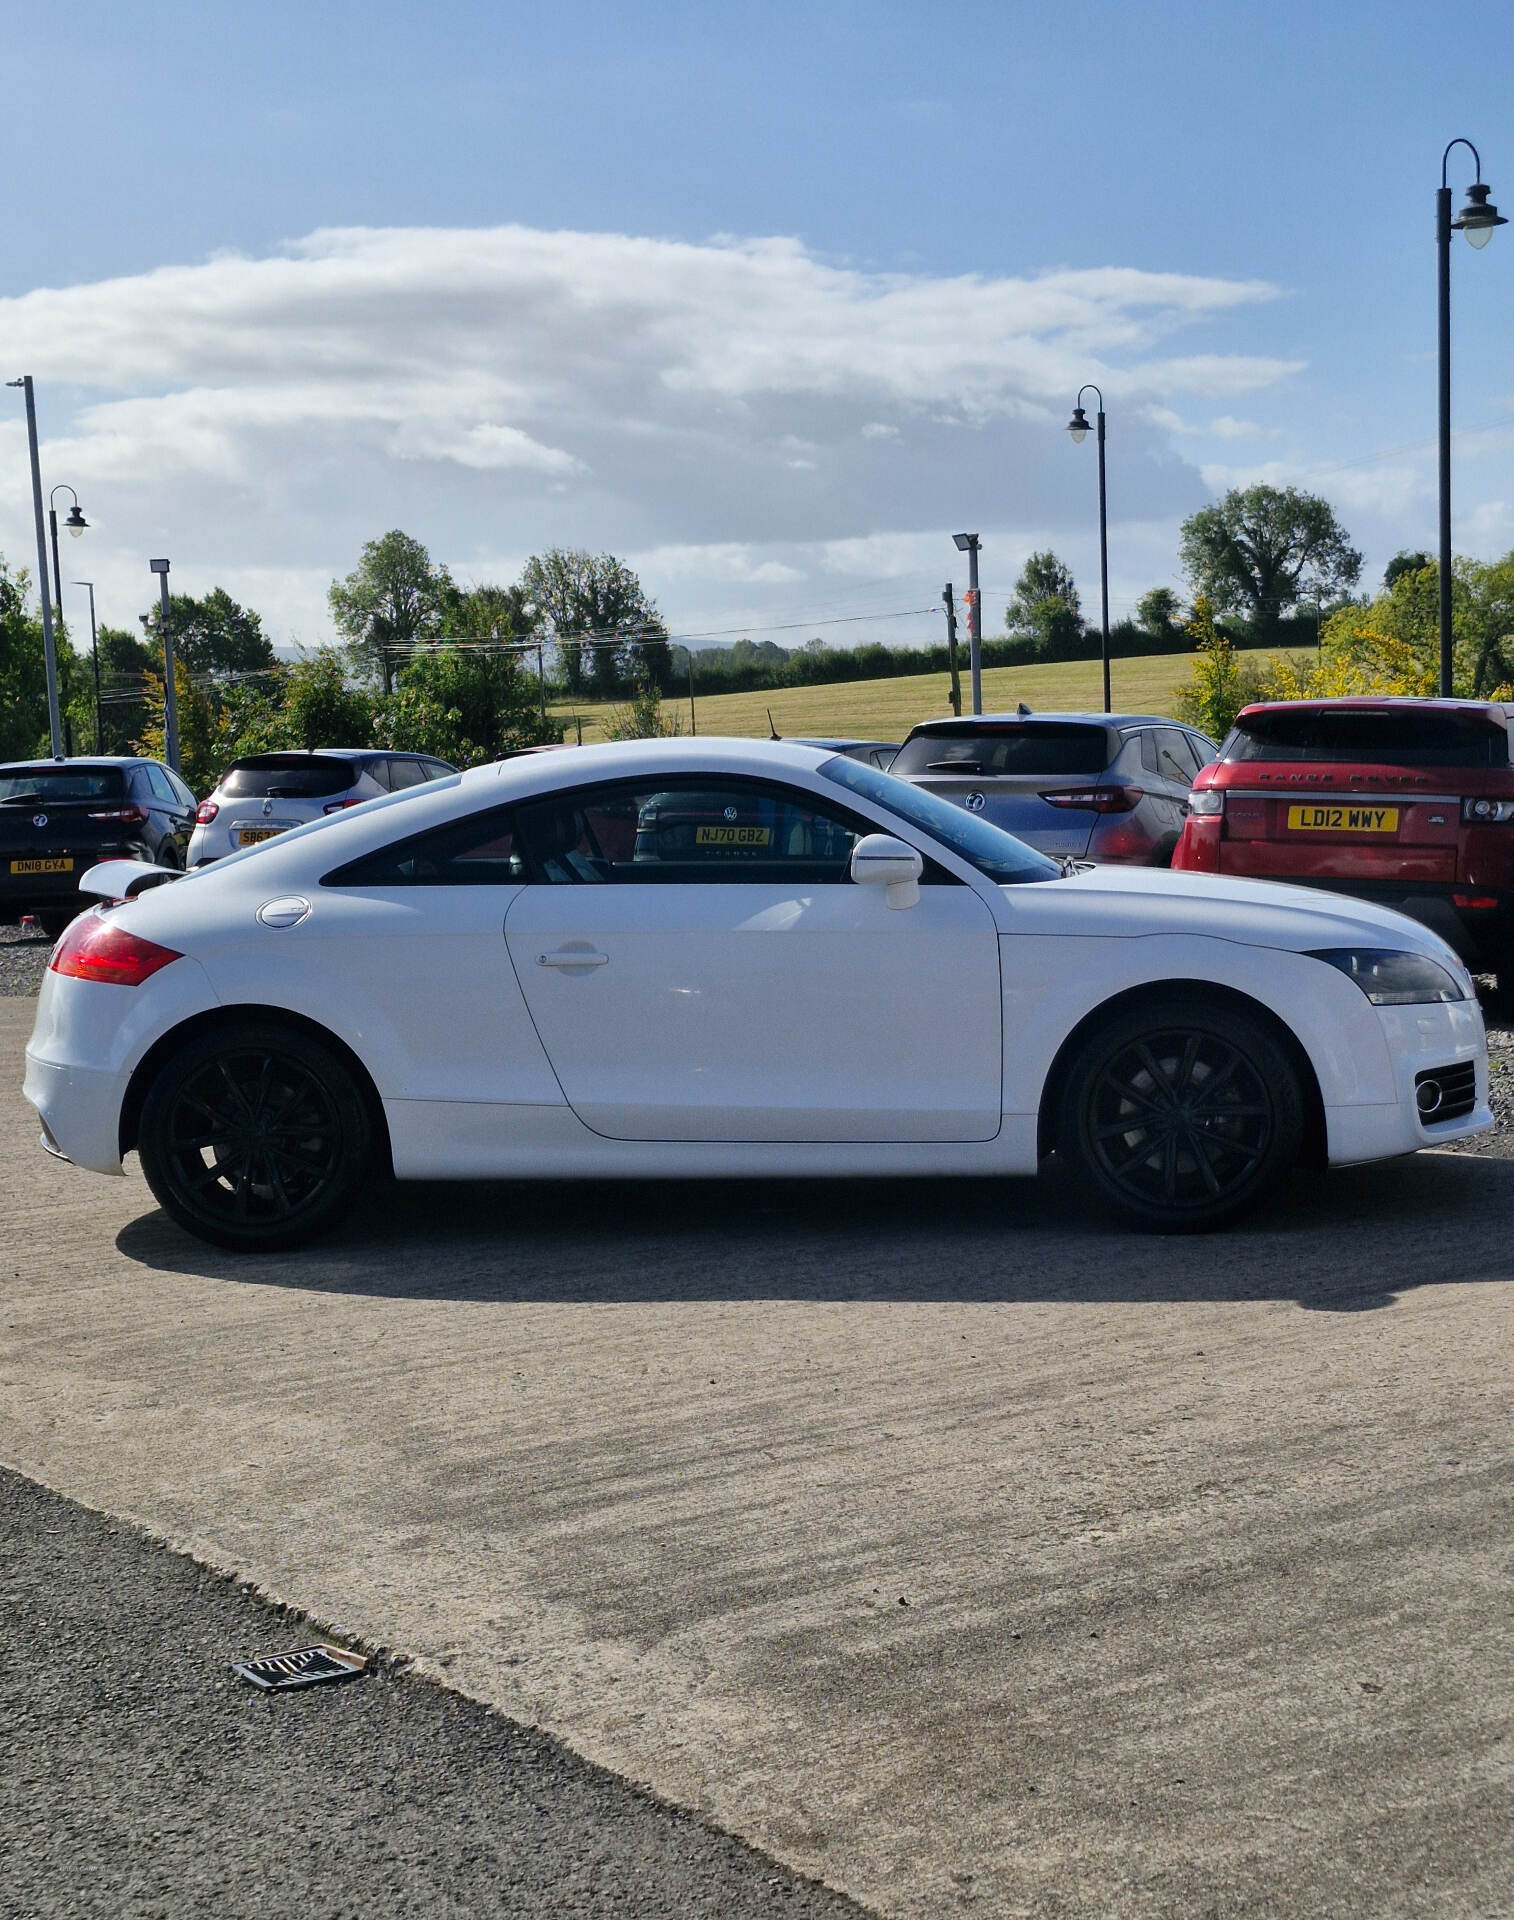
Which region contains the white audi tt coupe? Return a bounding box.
[23,738,1490,1249]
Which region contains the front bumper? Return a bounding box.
[1325,995,1491,1164]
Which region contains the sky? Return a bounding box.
[2,0,1513,658]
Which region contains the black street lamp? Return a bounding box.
[1067,387,1111,715]
[1437,139,1505,696]
[48,485,88,635]
[73,580,104,752]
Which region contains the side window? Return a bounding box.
[323,807,524,886]
[1158,729,1199,783]
[387,758,427,790]
[1187,732,1218,769]
[167,769,197,808]
[515,779,867,885]
[1140,731,1160,775]
[421,760,453,782]
[144,763,177,804]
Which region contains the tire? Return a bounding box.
[1056,996,1305,1232]
[138,1021,373,1252]
[37,907,80,939]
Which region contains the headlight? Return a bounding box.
[1307,948,1467,1005]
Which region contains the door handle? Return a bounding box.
[537,948,609,968]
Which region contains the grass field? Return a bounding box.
[552,650,1216,745]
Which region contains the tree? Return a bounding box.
[1179,485,1362,643]
[379,647,559,764]
[1004,551,1084,656]
[0,555,80,760]
[601,663,683,741]
[518,549,665,695]
[1384,550,1434,593]
[1171,597,1265,739]
[329,531,450,695]
[144,587,275,677]
[1136,587,1183,642]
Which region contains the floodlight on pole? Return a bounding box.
[1437,139,1505,695]
[952,534,982,714]
[149,558,181,773]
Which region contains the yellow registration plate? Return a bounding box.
[694,824,771,847]
[1286,804,1399,834]
[237,827,284,845]
[10,857,73,875]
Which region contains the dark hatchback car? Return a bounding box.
[889,713,1218,864]
[0,757,197,935]
[1174,697,1514,986]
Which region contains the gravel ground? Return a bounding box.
[0,1467,865,1920]
[0,927,50,997]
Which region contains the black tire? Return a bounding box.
[1056,997,1305,1232]
[138,1021,373,1252]
[36,907,80,939]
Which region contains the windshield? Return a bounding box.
[221,755,362,799]
[818,755,1061,884]
[890,722,1112,778]
[1222,709,1509,767]
[0,765,126,802]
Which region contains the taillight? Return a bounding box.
[50,917,183,986]
[1041,785,1142,813]
[1461,797,1514,824]
[323,795,365,814]
[86,802,149,825]
[195,800,219,824]
[1186,789,1225,817]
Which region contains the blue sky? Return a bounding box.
[2,0,1512,653]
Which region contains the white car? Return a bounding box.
[24,739,1490,1250]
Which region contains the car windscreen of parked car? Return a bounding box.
[1221,708,1509,767]
[889,722,1112,778]
[818,755,1061,883]
[0,765,127,801]
[220,755,361,799]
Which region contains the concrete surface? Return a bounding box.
[0,1467,864,1919]
[2,995,1511,1917]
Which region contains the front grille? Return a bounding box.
[1415,1061,1477,1124]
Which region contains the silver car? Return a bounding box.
[188,749,457,865]
[889,712,1218,866]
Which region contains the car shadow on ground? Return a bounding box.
[114,1149,1513,1314]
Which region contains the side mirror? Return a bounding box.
[850,833,923,909]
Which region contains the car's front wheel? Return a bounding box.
[138,1021,373,1251]
[1056,997,1305,1232]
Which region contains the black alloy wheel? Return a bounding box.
[1059,998,1304,1231]
[138,1022,372,1251]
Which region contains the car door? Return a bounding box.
[143,762,193,860]
[503,774,1003,1143]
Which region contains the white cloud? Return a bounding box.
[0,222,1293,646]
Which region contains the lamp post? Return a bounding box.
[73,581,104,752]
[6,376,64,757]
[952,533,982,714]
[149,559,180,773]
[1437,140,1505,696]
[1067,386,1111,715]
[47,485,88,637]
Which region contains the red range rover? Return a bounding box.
[1173,697,1514,987]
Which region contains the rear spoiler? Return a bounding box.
[78,859,186,903]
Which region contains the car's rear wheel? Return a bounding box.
[36,907,80,939]
[1056,998,1304,1232]
[138,1022,372,1251]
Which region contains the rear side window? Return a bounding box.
[144,763,177,803]
[324,807,523,886]
[1222,710,1508,767]
[221,755,360,799]
[385,758,429,790]
[1157,730,1201,782]
[0,765,125,801]
[890,723,1112,777]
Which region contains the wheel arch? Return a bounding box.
[119,1003,393,1174]
[1034,978,1327,1169]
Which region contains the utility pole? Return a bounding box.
[7,377,63,757]
[942,583,962,716]
[149,559,180,773]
